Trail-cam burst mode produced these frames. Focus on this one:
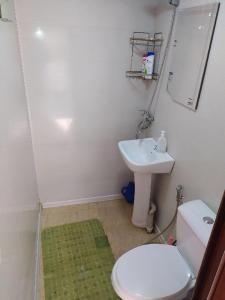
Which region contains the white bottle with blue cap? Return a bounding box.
[144,51,155,79]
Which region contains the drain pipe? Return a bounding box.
[145,185,184,244]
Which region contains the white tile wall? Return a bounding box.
[15,0,157,204]
[148,0,225,235]
[0,0,39,299]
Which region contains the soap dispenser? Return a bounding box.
[156,131,167,153]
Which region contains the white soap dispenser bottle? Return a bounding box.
[156,131,167,153]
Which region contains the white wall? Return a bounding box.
[15,0,157,205]
[0,1,39,299]
[148,0,225,235]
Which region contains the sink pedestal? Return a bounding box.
[118,138,175,229]
[132,173,152,228]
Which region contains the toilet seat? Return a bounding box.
[112,244,194,300]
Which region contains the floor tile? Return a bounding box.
[40,199,155,300]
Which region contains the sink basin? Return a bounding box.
[119,138,175,174]
[118,138,175,229]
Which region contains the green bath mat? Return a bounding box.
[42,219,119,300]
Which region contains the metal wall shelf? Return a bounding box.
[126,32,163,80]
[126,70,159,80]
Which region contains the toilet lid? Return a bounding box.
[112,244,194,300]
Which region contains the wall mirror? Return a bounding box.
[167,3,220,111]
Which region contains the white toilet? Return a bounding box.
[112,200,215,300]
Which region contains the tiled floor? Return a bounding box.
[40,199,155,300]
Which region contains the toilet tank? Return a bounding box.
[177,200,216,276]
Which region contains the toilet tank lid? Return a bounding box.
[178,200,216,247]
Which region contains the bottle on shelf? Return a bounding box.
[141,53,147,74]
[144,51,155,79]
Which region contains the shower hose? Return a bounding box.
[145,185,184,244]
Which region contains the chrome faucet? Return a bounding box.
[136,110,154,139]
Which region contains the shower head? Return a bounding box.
[169,0,180,7]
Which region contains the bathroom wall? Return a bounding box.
[0,0,39,299]
[15,0,157,205]
[148,0,225,235]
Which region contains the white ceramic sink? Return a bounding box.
[118,138,175,230]
[119,138,175,174]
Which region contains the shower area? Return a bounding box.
[0,1,39,300]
